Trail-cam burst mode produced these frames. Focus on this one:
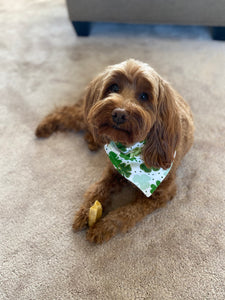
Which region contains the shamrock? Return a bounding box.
[140,163,152,173]
[108,151,122,168]
[116,142,127,152]
[117,163,132,178]
[120,153,137,161]
[130,147,142,158]
[152,167,160,171]
[109,151,132,178]
[150,180,161,194]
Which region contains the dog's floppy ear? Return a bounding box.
[83,73,105,123]
[83,71,109,144]
[143,79,181,169]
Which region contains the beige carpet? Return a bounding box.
[1,1,225,299]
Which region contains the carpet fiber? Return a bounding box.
[1,1,225,299]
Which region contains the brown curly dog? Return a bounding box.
[36,59,194,243]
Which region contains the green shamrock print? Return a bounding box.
[116,142,127,152]
[105,140,174,197]
[117,163,132,178]
[130,147,142,158]
[150,180,161,194]
[120,152,137,161]
[140,163,152,173]
[152,167,160,171]
[108,151,122,168]
[109,151,132,178]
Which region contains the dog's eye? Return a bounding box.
[108,84,120,93]
[138,92,149,101]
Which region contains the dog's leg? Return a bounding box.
[86,176,177,243]
[73,164,126,231]
[35,100,86,138]
[35,99,100,150]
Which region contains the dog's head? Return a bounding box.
[85,59,181,169]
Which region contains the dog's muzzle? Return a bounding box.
[112,108,128,125]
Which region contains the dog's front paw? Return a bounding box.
[86,218,120,244]
[35,120,57,138]
[72,208,89,232]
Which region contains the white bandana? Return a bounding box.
[104,141,173,197]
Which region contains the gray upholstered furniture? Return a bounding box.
[66,0,225,39]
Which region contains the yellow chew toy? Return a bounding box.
[88,200,102,227]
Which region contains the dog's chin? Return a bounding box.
[97,124,140,145]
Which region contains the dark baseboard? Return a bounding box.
[72,21,91,37]
[212,27,225,41]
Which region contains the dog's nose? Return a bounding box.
[112,108,128,125]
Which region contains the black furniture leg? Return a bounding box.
[212,27,225,41]
[72,21,91,36]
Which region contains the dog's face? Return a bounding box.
[86,59,159,145]
[85,59,180,169]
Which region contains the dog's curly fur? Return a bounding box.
[36,59,194,243]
